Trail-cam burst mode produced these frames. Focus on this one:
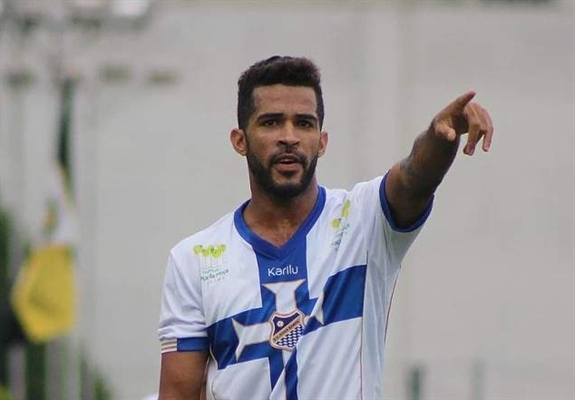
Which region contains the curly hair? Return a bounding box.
[237,56,324,131]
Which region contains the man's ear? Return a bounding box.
[230,128,247,156]
[318,131,329,158]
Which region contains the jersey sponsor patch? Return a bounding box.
[267,264,299,278]
[193,243,230,285]
[331,199,351,249]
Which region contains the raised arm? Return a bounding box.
[385,91,494,228]
[159,350,208,400]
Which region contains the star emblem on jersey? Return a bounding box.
[269,310,304,351]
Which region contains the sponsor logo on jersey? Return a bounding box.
[193,243,230,285]
[269,310,304,351]
[267,264,299,277]
[193,244,226,259]
[200,265,230,285]
[331,200,351,249]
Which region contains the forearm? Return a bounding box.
[386,91,492,228]
[399,128,460,199]
[159,351,208,400]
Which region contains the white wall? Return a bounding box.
[1,1,573,399]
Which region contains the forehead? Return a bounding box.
[252,85,317,117]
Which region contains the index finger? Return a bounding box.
[447,90,476,115]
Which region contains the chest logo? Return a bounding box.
[269,310,305,351]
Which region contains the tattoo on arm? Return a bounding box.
[399,131,459,199]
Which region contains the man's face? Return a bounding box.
[242,84,327,199]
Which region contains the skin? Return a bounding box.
[230,84,329,247]
[158,86,493,399]
[159,351,207,400]
[386,90,494,226]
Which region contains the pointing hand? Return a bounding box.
[430,91,494,155]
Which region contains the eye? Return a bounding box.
[296,119,314,128]
[261,119,278,127]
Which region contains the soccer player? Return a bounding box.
[157,56,493,399]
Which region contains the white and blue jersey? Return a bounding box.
[159,174,432,400]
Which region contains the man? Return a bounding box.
[157,56,493,399]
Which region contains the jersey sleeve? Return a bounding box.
[158,247,209,353]
[351,172,433,276]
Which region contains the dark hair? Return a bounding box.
[237,56,324,131]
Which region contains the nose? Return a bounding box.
[278,122,300,147]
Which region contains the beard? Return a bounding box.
[246,145,318,199]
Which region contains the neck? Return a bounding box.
[243,179,319,247]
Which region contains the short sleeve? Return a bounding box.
[350,173,432,276]
[158,249,209,353]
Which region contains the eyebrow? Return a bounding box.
[256,113,318,123]
[295,113,319,123]
[256,113,284,122]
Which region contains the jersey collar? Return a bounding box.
[233,186,326,259]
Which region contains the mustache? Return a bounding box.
[270,147,308,165]
[270,151,308,165]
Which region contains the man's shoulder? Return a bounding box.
[323,176,384,203]
[170,210,236,255]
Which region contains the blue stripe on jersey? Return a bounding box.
[379,172,433,232]
[304,264,367,334]
[177,337,209,351]
[253,240,315,390]
[285,348,299,400]
[207,303,276,363]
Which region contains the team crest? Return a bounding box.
[269,310,304,351]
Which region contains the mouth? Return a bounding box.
[272,154,304,174]
[272,153,305,165]
[274,156,301,165]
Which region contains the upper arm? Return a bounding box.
[159,350,208,400]
[385,162,433,229]
[158,247,209,399]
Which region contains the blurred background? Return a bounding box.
[0,0,573,399]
